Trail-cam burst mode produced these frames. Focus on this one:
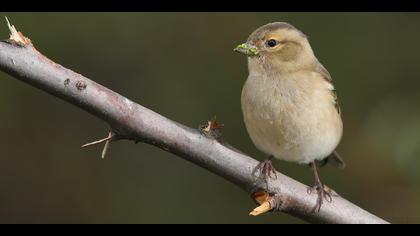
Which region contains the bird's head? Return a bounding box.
[234,22,316,73]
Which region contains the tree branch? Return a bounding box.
[0,21,388,224]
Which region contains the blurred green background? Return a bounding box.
[1,13,420,224]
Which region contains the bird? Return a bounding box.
[234,22,345,212]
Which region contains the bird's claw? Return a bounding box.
[308,182,333,213]
[252,157,277,181]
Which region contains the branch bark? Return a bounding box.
[0,24,388,224]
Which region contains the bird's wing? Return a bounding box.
[314,64,345,168]
[314,62,341,115]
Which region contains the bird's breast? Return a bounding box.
[241,71,342,164]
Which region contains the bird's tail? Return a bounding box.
[328,150,346,169]
[316,150,346,169]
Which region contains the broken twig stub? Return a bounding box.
[4,16,32,46]
[81,131,115,159]
[199,116,224,140]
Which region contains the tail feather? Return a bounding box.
[329,151,346,169]
[316,151,346,169]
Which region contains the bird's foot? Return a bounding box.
[307,182,333,213]
[252,156,277,181]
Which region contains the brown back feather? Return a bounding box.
[315,62,341,115]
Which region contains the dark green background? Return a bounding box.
[1,13,420,223]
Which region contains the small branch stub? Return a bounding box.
[4,16,32,46]
[81,131,115,159]
[250,201,271,216]
[250,191,273,216]
[199,116,224,140]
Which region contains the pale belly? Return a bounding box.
[241,74,343,164]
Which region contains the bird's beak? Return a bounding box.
[234,43,259,57]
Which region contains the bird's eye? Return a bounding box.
[267,39,277,47]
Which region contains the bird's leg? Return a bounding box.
[249,157,277,216]
[307,161,332,213]
[252,156,277,181]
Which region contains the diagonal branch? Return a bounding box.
[0,21,388,224]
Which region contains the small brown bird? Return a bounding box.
[234,22,345,212]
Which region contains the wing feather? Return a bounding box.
[315,62,341,115]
